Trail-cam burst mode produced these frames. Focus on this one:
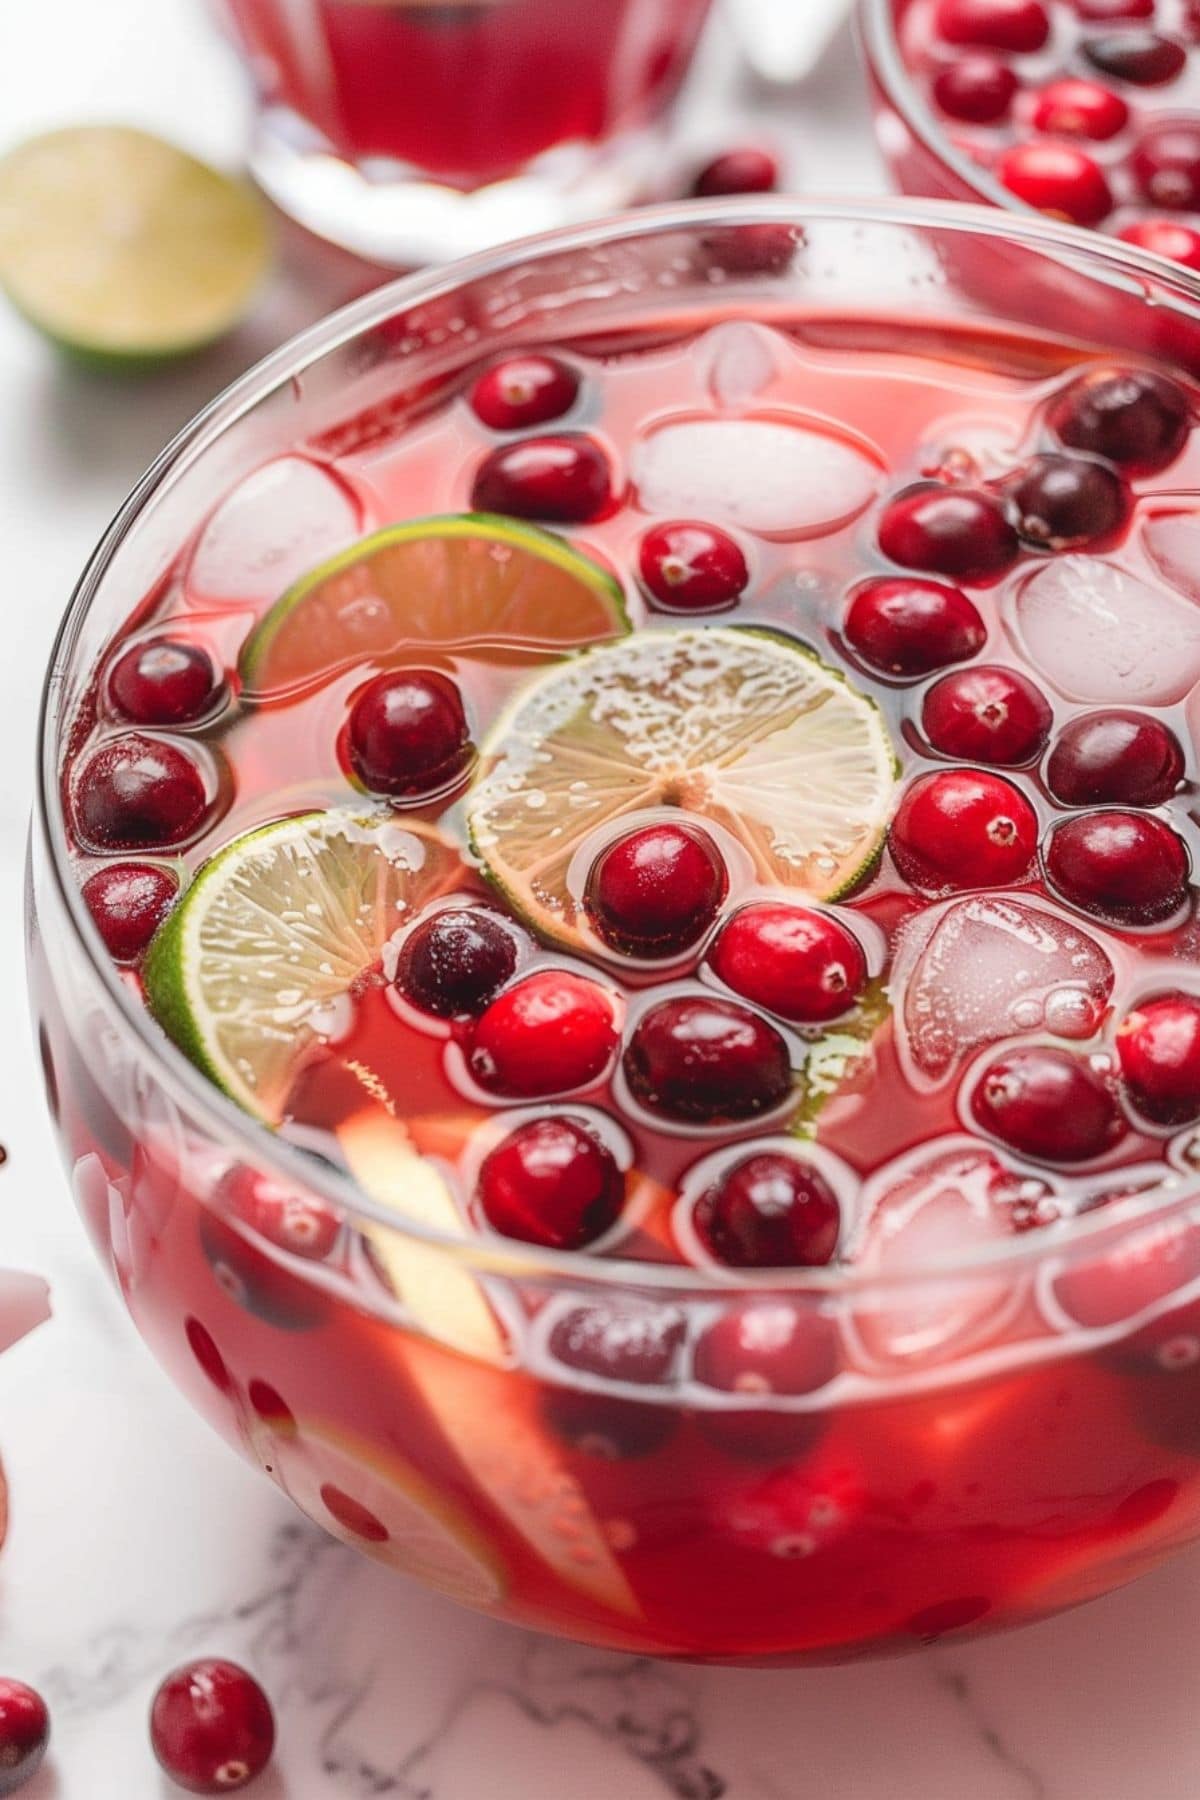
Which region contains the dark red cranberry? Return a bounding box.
[700,223,799,276]
[547,1300,686,1384]
[997,142,1114,225]
[1117,993,1200,1122]
[247,1379,297,1437]
[693,1301,838,1459]
[347,670,470,798]
[970,1045,1125,1162]
[395,907,518,1016]
[1046,366,1191,474]
[695,1151,841,1268]
[877,484,1019,584]
[933,56,1019,123]
[624,995,791,1122]
[321,1483,387,1542]
[1006,454,1131,550]
[0,1680,48,1796]
[1044,810,1190,922]
[638,521,749,611]
[1083,30,1186,83]
[185,1316,232,1393]
[1132,121,1200,209]
[470,970,617,1096]
[81,861,177,962]
[585,822,726,956]
[921,665,1052,765]
[1118,218,1200,269]
[470,434,615,523]
[1030,77,1130,138]
[109,638,222,725]
[469,355,580,431]
[218,1164,342,1261]
[477,1115,623,1249]
[890,770,1039,893]
[843,577,985,678]
[150,1660,275,1795]
[934,0,1050,51]
[1045,710,1185,806]
[1075,0,1154,18]
[540,1384,675,1458]
[710,903,867,1024]
[691,146,779,196]
[200,1202,327,1331]
[72,734,209,850]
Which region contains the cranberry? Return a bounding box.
[890,770,1038,893]
[477,1115,623,1249]
[1030,77,1129,138]
[150,1660,275,1795]
[109,638,222,725]
[1117,993,1200,1122]
[0,1680,48,1796]
[970,1045,1125,1161]
[218,1164,342,1261]
[877,484,1019,584]
[1006,453,1131,550]
[934,0,1050,51]
[547,1301,686,1384]
[693,1301,838,1459]
[1082,30,1186,83]
[694,1151,841,1268]
[1118,218,1200,269]
[700,223,799,277]
[691,146,779,196]
[1132,121,1200,209]
[585,822,726,956]
[470,434,615,523]
[723,1458,863,1553]
[469,354,580,431]
[638,521,749,611]
[843,576,985,678]
[1045,366,1191,474]
[921,665,1052,765]
[1076,0,1155,18]
[1044,810,1190,922]
[997,142,1114,226]
[623,995,791,1122]
[72,734,210,850]
[933,56,1019,123]
[200,1203,327,1331]
[322,1484,388,1542]
[710,903,867,1024]
[81,861,177,961]
[470,969,617,1096]
[347,670,470,798]
[540,1384,675,1458]
[1045,710,1185,806]
[395,906,518,1016]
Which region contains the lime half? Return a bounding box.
[0,127,270,366]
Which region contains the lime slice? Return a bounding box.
[0,128,271,367]
[466,627,896,951]
[239,514,629,695]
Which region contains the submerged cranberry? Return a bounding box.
[710,903,867,1024]
[997,142,1114,225]
[890,769,1038,893]
[540,1384,675,1459]
[1006,454,1131,550]
[691,146,779,196]
[1117,993,1200,1123]
[1031,76,1129,138]
[1046,366,1191,474]
[624,995,791,1122]
[877,484,1018,584]
[218,1164,342,1262]
[971,1045,1125,1162]
[1044,810,1190,922]
[348,670,470,798]
[693,1300,838,1458]
[921,665,1051,765]
[695,1151,842,1268]
[469,354,580,431]
[638,521,748,611]
[1045,710,1185,806]
[1118,218,1200,269]
[934,0,1050,51]
[1083,30,1186,83]
[1132,121,1200,209]
[81,861,177,962]
[471,434,615,522]
[934,56,1019,123]
[0,1680,49,1796]
[585,823,726,956]
[395,907,518,1017]
[109,638,222,725]
[700,222,799,276]
[843,577,985,677]
[470,970,617,1096]
[547,1301,686,1385]
[73,734,210,849]
[477,1116,623,1249]
[150,1660,275,1795]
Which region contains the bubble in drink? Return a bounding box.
[187,457,370,608]
[1007,556,1200,705]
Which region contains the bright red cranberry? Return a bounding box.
[624,995,791,1122]
[395,907,518,1016]
[997,142,1114,225]
[1083,30,1186,83]
[219,1164,342,1261]
[477,1115,623,1249]
[0,1680,48,1796]
[1045,366,1191,474]
[347,670,470,798]
[1117,993,1200,1122]
[890,770,1038,894]
[585,822,726,956]
[1030,76,1130,138]
[469,354,580,431]
[1044,810,1190,922]
[877,484,1019,584]
[638,521,749,611]
[691,146,779,196]
[1118,218,1200,269]
[81,861,177,962]
[1075,0,1155,18]
[1006,453,1131,550]
[201,1190,329,1330]
[150,1660,275,1795]
[693,1300,838,1458]
[695,1151,841,1268]
[922,665,1052,765]
[1045,710,1185,806]
[547,1301,686,1384]
[109,638,222,725]
[1132,121,1200,209]
[934,56,1019,122]
[843,577,985,678]
[970,1045,1125,1162]
[934,0,1050,51]
[470,434,615,523]
[710,903,867,1024]
[470,969,617,1096]
[72,734,209,850]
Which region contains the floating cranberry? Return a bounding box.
[347,670,470,798]
[691,146,779,196]
[1083,30,1186,83]
[150,1660,275,1795]
[109,638,222,726]
[218,1164,342,1262]
[710,903,867,1024]
[624,995,791,1122]
[1117,993,1200,1122]
[1006,453,1131,550]
[638,521,749,611]
[970,1045,1125,1162]
[934,56,1019,123]
[477,1115,623,1249]
[395,907,518,1016]
[700,222,799,276]
[843,576,985,677]
[877,484,1019,584]
[693,1300,838,1458]
[470,969,617,1096]
[694,1151,842,1268]
[471,434,615,522]
[1118,218,1200,269]
[72,734,210,850]
[890,769,1038,893]
[1132,121,1200,209]
[0,1680,48,1796]
[585,822,726,957]
[1044,810,1190,923]
[922,665,1052,765]
[1046,366,1191,474]
[469,354,580,431]
[81,861,177,962]
[934,0,1050,51]
[997,142,1114,226]
[1030,77,1129,138]
[1045,710,1185,806]
[547,1300,686,1384]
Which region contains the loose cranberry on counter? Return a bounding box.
[109,638,223,726]
[1046,366,1192,473]
[694,1151,842,1268]
[1006,454,1131,550]
[934,0,1051,52]
[842,576,985,678]
[477,1115,624,1249]
[0,1679,49,1796]
[624,995,792,1122]
[934,56,1019,123]
[691,146,779,197]
[149,1659,275,1795]
[347,670,470,798]
[471,434,616,523]
[585,822,727,956]
[1030,77,1129,138]
[395,907,518,1017]
[470,969,617,1096]
[921,665,1052,765]
[693,1300,838,1458]
[1043,810,1190,922]
[877,484,1019,584]
[970,1045,1126,1162]
[469,354,580,431]
[710,903,867,1024]
[1132,121,1200,209]
[1082,30,1187,84]
[1117,993,1200,1122]
[638,521,749,611]
[81,862,177,962]
[889,769,1039,893]
[1045,710,1185,806]
[72,734,210,850]
[1118,218,1200,269]
[997,143,1114,226]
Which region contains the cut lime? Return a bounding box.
[239,513,629,695]
[0,127,271,367]
[466,627,897,952]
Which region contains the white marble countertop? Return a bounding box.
[6,3,1200,1795]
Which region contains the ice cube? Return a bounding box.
[1007,556,1200,705]
[896,895,1114,1089]
[187,456,370,608]
[1142,510,1200,603]
[701,321,783,409]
